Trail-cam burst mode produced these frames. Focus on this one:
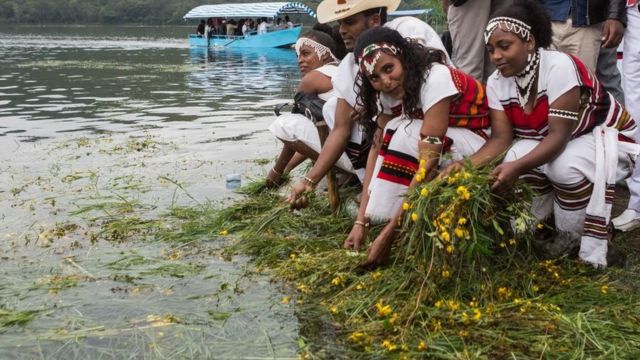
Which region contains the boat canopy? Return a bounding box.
[184,2,316,20]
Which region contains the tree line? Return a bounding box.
[0,0,443,25]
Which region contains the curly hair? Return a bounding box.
[491,0,552,48]
[352,27,447,139]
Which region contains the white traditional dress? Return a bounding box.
[268,64,357,173]
[366,64,490,221]
[487,48,639,266]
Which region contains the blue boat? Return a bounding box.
[184,2,316,48]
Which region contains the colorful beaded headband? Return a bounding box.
[294,37,339,63]
[484,17,531,44]
[358,42,400,75]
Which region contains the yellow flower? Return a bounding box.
[330,306,338,314]
[456,185,471,200]
[447,176,455,184]
[348,332,366,343]
[375,301,393,317]
[532,285,540,293]
[401,344,409,352]
[458,330,469,338]
[499,242,506,248]
[372,271,382,280]
[441,231,451,242]
[389,312,399,325]
[447,300,460,311]
[441,269,451,278]
[446,245,454,254]
[219,229,229,236]
[331,276,342,286]
[536,223,545,229]
[461,311,469,324]
[415,174,424,183]
[434,300,444,308]
[289,253,297,260]
[509,238,517,245]
[454,227,465,238]
[600,285,609,294]
[457,217,467,225]
[382,340,397,351]
[419,159,426,167]
[402,202,410,211]
[462,171,471,180]
[472,308,482,321]
[418,340,428,351]
[356,283,364,290]
[282,297,290,304]
[433,320,442,331]
[497,287,511,299]
[411,212,419,222]
[420,187,429,197]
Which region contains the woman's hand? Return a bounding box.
[490,161,523,193]
[439,160,464,179]
[343,223,367,250]
[357,223,396,271]
[287,180,313,209]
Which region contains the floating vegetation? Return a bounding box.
[0,308,38,330]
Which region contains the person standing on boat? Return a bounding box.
[286,0,449,206]
[267,30,347,187]
[286,15,294,29]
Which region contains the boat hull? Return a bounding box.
[189,26,302,48]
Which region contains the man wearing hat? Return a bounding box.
[287,0,448,209]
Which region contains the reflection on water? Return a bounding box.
[0,26,305,358]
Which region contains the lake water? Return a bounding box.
[0,25,304,358]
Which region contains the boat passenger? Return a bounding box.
[242,20,250,36]
[443,0,638,267]
[226,20,238,38]
[286,0,450,206]
[348,27,490,267]
[267,29,346,187]
[196,20,205,37]
[285,15,294,29]
[257,18,268,35]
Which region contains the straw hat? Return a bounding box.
[317,0,401,24]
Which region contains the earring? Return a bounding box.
[526,52,533,63]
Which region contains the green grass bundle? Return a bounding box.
[397,163,538,286]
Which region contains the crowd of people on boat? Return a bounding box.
[196,16,295,38]
[265,0,640,269]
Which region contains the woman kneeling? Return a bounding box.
[447,0,638,267]
[345,27,491,268]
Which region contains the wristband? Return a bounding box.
[303,176,317,186]
[354,220,370,228]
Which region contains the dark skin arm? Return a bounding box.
[287,98,354,204]
[298,70,333,94]
[490,87,580,193]
[440,109,514,177]
[602,19,624,48]
[344,113,393,251]
[360,97,452,269]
